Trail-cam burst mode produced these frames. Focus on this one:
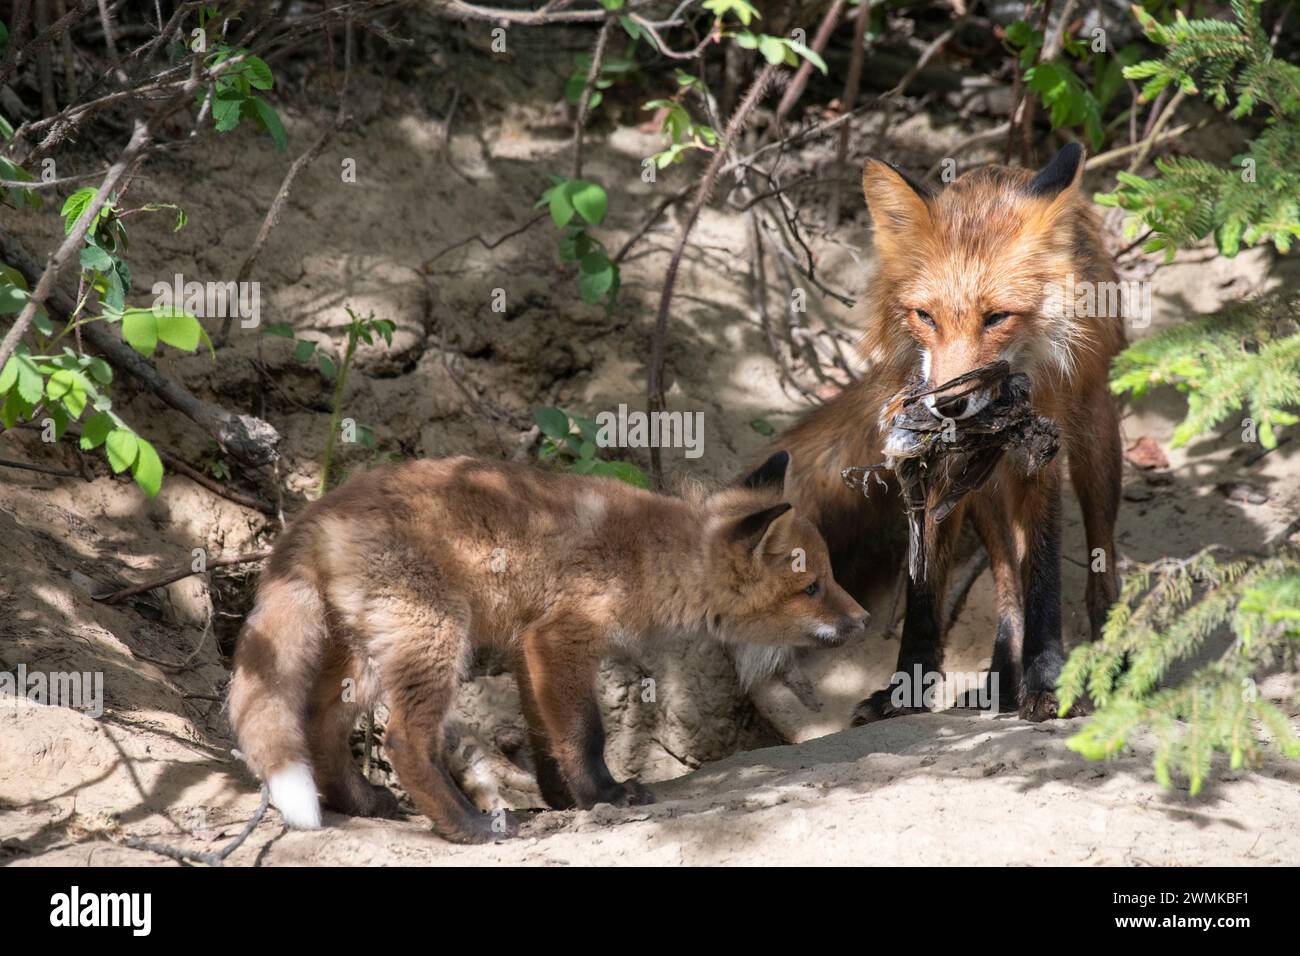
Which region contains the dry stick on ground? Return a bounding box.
[1085,118,1207,171]
[220,15,356,344]
[426,213,549,267]
[570,15,614,180]
[155,448,278,516]
[95,549,273,605]
[873,18,965,153]
[125,785,269,866]
[646,63,781,488]
[828,0,872,229]
[1127,89,1187,173]
[746,208,821,403]
[922,121,1011,182]
[35,1,58,117]
[435,0,636,25]
[772,0,846,130]
[0,457,83,478]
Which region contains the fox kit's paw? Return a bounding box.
[618,779,655,807]
[850,688,928,726]
[1018,690,1089,722]
[439,809,518,845]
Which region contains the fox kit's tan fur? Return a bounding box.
[229,452,867,842]
[745,144,1124,722]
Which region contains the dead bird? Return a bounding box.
[843,361,1060,583]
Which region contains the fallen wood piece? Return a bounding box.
[95,548,272,605]
[842,361,1060,582]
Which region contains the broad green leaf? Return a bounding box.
[534,406,571,439]
[80,411,114,450]
[131,438,164,497]
[156,310,203,352]
[105,427,139,473]
[250,97,287,151]
[121,308,159,356]
[569,180,607,226]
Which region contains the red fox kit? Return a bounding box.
[746,144,1124,721]
[228,452,867,843]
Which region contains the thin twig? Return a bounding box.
[646,63,781,488]
[95,549,273,605]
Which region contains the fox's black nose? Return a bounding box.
[841,613,870,634]
[934,394,967,418]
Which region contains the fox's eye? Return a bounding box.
[914,309,936,328]
[984,311,1011,327]
[803,580,821,597]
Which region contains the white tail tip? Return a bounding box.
[269,762,322,829]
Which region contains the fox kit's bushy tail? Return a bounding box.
[227,569,327,829]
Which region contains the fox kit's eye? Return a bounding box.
[984,311,1011,327]
[803,580,821,597]
[914,309,936,328]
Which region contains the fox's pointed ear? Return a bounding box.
[862,158,933,238]
[1025,143,1086,199]
[740,450,790,491]
[730,502,794,556]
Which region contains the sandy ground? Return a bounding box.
[8,708,1299,866]
[2,24,1299,866]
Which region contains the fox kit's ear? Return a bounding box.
[862,158,933,239]
[731,502,794,558]
[740,450,791,491]
[1024,143,1086,199]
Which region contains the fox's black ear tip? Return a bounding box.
[740,450,791,489]
[1025,142,1086,198]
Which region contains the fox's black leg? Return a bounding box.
[1019,472,1068,721]
[523,624,653,810]
[851,510,960,726]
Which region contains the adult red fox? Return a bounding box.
[228,452,867,843]
[746,144,1125,722]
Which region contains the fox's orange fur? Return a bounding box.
[228,453,867,842]
[747,145,1125,721]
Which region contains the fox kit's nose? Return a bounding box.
[840,611,870,635]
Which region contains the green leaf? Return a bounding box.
[250,97,287,151]
[294,338,317,363]
[534,406,571,440]
[750,417,776,437]
[591,459,649,488]
[544,183,576,227]
[131,438,164,497]
[121,308,159,356]
[60,188,99,235]
[105,427,139,473]
[211,87,246,132]
[79,244,113,272]
[316,352,337,380]
[242,55,275,90]
[13,351,44,404]
[46,369,88,418]
[80,411,114,450]
[568,180,607,226]
[156,310,204,352]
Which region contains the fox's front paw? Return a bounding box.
[850,688,927,726]
[1018,690,1089,721]
[619,779,655,806]
[439,808,518,844]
